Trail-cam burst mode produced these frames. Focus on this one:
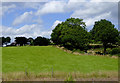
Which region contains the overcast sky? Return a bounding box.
[1,0,119,42]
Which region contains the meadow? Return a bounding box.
[2,46,118,81]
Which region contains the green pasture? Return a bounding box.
[2,46,118,74]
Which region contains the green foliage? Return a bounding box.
[15,37,27,46]
[51,18,90,50]
[72,49,85,54]
[6,37,11,43]
[34,36,50,46]
[90,19,119,53]
[1,37,11,45]
[106,48,112,54]
[27,37,34,45]
[110,48,120,56]
[65,74,75,83]
[116,31,120,45]
[51,23,63,45]
[2,37,6,45]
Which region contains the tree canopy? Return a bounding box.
[1,37,11,45]
[90,19,119,53]
[27,37,34,45]
[15,37,27,46]
[51,18,90,50]
[34,36,50,46]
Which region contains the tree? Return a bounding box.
[15,37,27,46]
[0,37,2,47]
[116,31,120,45]
[34,36,50,46]
[27,37,34,45]
[51,18,90,51]
[51,24,62,45]
[2,37,5,45]
[5,37,11,45]
[1,37,11,45]
[90,19,119,53]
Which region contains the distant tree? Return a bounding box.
[34,36,50,46]
[2,37,5,45]
[1,37,11,45]
[0,37,2,47]
[51,18,90,51]
[90,19,119,53]
[27,37,34,45]
[15,37,27,46]
[5,37,11,45]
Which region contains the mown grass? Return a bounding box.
[2,46,118,80]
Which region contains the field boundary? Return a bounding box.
[2,71,118,81]
[54,45,118,59]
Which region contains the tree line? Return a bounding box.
[1,36,50,46]
[1,37,11,46]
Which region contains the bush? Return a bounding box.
[110,48,120,55]
[106,48,112,54]
[72,49,85,54]
[95,51,104,55]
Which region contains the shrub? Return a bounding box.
[72,49,85,54]
[95,51,104,55]
[106,48,112,54]
[110,48,120,55]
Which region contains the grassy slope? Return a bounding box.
[0,47,2,78]
[2,46,118,74]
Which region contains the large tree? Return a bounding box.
[51,24,62,45]
[90,19,119,53]
[15,37,27,46]
[117,31,120,45]
[51,18,90,51]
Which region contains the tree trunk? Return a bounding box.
[104,47,106,54]
[103,43,107,54]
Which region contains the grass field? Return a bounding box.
[2,46,118,80]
